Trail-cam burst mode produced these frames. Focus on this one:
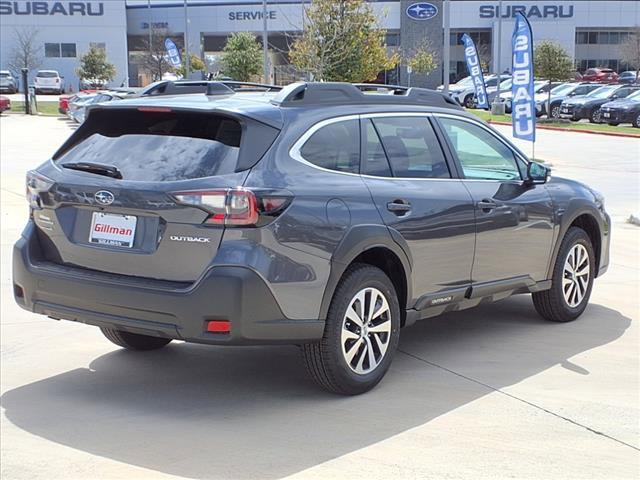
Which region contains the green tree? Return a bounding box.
[76,46,116,87]
[290,0,397,82]
[406,42,438,76]
[534,41,573,81]
[176,54,206,78]
[220,32,263,81]
[534,41,573,118]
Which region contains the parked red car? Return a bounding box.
[581,68,619,83]
[59,89,98,114]
[0,95,10,113]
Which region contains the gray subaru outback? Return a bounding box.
[13,82,610,394]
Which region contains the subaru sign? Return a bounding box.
[511,12,535,142]
[0,1,104,16]
[406,2,438,20]
[164,38,181,68]
[461,33,489,109]
[480,4,574,19]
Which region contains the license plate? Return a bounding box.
[603,112,610,118]
[89,212,137,248]
[561,108,569,112]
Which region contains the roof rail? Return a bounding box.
[270,82,462,109]
[218,81,282,92]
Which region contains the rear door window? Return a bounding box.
[369,116,450,179]
[55,109,243,181]
[299,119,359,173]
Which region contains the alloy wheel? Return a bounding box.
[562,244,590,308]
[341,287,392,375]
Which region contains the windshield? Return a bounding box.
[550,84,575,96]
[0,72,10,78]
[498,78,512,90]
[55,109,242,182]
[455,76,474,86]
[37,71,58,78]
[627,90,640,100]
[587,86,617,98]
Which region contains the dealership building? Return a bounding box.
[0,0,638,90]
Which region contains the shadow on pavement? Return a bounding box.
[1,296,631,479]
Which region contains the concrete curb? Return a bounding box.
[487,120,640,139]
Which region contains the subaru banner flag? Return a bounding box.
[511,13,535,142]
[164,38,182,68]
[460,33,488,109]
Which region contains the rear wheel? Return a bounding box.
[463,94,474,109]
[302,264,400,395]
[532,227,595,322]
[100,327,172,351]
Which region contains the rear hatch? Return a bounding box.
[36,71,59,88]
[29,106,280,282]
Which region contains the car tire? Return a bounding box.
[532,227,595,322]
[633,113,640,128]
[589,109,601,123]
[550,105,560,119]
[100,327,172,350]
[301,264,401,395]
[463,94,474,109]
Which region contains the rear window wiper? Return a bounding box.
[61,162,123,180]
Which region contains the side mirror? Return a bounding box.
[526,162,549,185]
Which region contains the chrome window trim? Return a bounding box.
[288,111,531,183]
[289,112,463,182]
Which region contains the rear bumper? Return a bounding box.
[13,222,324,345]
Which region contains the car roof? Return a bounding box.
[94,82,464,130]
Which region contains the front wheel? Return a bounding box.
[532,227,595,322]
[550,104,561,119]
[302,264,400,395]
[100,327,172,350]
[589,108,601,123]
[633,113,640,128]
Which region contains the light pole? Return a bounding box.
[443,0,450,94]
[184,0,190,78]
[492,0,505,114]
[262,0,269,83]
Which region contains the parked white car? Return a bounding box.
[437,74,510,108]
[34,70,65,94]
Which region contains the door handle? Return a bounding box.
[387,200,412,215]
[477,199,497,211]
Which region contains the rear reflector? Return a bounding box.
[137,106,172,113]
[206,320,230,333]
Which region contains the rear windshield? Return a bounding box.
[0,72,10,78]
[37,71,58,78]
[55,109,242,181]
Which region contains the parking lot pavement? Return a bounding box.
[1,115,638,480]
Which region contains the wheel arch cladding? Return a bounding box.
[569,213,602,274]
[319,225,412,326]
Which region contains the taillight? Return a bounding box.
[26,170,54,211]
[171,188,291,227]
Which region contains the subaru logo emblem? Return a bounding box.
[94,190,115,206]
[406,2,438,20]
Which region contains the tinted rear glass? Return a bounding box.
[55,109,242,181]
[37,72,58,78]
